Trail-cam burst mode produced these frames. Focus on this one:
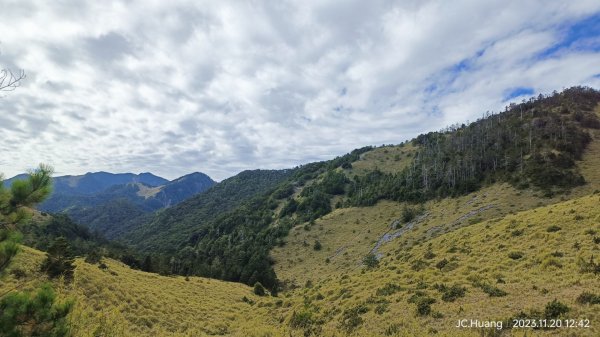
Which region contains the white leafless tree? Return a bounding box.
[0,68,25,91]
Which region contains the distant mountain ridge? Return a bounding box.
[2,171,216,236]
[4,171,169,195]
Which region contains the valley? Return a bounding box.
[2,88,600,336]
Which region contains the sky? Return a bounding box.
[1,0,600,181]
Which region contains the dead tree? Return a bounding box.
[0,68,26,91]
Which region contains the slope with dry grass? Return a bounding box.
[278,192,600,337]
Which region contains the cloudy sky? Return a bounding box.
[1,0,600,181]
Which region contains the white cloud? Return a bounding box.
[1,0,599,180]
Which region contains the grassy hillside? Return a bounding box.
[5,88,600,336]
[95,87,600,293]
[3,191,599,336]
[275,192,600,336]
[272,100,600,287]
[1,246,287,337]
[350,143,418,175]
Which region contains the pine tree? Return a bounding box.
[1,164,54,271]
[141,255,153,272]
[41,237,75,282]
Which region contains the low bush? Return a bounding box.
[363,253,379,269]
[339,304,368,332]
[253,282,266,296]
[376,283,402,296]
[576,292,600,305]
[434,284,467,302]
[508,251,524,260]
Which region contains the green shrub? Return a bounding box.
[416,297,436,316]
[550,251,564,257]
[511,229,524,237]
[472,281,507,297]
[253,282,266,296]
[10,268,27,279]
[435,258,448,270]
[363,253,379,269]
[401,206,422,223]
[544,299,569,319]
[577,255,600,274]
[376,283,402,296]
[435,284,467,302]
[374,302,389,315]
[339,304,368,332]
[289,310,314,329]
[576,292,600,305]
[411,259,429,271]
[423,249,436,259]
[546,225,562,232]
[443,262,460,273]
[508,251,524,260]
[407,291,436,316]
[313,240,322,251]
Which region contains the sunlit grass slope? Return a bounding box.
[4,191,599,337]
[350,143,418,175]
[1,247,288,337]
[278,192,600,336]
[272,126,600,286]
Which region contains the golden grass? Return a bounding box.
[350,144,418,175]
[279,193,600,336]
[271,200,403,285]
[273,126,600,286]
[134,182,162,198]
[68,259,288,336]
[1,248,290,336]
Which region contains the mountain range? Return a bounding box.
[3,171,216,238]
[2,87,600,336]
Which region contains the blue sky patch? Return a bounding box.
[504,87,535,101]
[539,13,600,58]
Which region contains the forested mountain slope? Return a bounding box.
[131,87,600,293]
[3,191,599,336]
[118,169,296,253]
[55,172,215,238]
